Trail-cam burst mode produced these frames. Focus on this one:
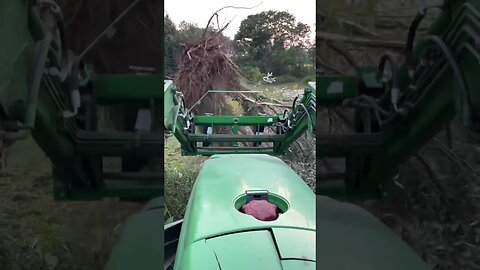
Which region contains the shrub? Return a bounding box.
[275,74,298,84]
[303,74,316,84]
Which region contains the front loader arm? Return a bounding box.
[317,0,480,199]
[0,0,91,193]
[0,0,163,201]
[163,80,316,156]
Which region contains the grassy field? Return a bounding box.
[164,138,206,221]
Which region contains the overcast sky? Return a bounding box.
[164,0,315,40]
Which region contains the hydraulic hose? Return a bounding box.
[405,4,445,82]
[428,35,472,128]
[6,33,52,140]
[405,8,428,80]
[377,52,401,111]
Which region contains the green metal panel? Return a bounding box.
[307,81,316,92]
[164,80,194,153]
[173,240,221,270]
[95,74,163,103]
[193,115,280,125]
[187,148,279,156]
[360,68,383,89]
[142,196,164,210]
[187,133,285,142]
[181,154,315,241]
[206,231,283,270]
[278,83,316,151]
[0,0,35,119]
[197,229,315,269]
[317,76,358,106]
[164,80,176,132]
[272,228,315,261]
[174,154,315,269]
[317,196,429,270]
[281,260,316,270]
[104,197,164,270]
[165,81,315,156]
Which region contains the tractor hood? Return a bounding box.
[173,154,316,270]
[317,195,430,270]
[205,229,315,270]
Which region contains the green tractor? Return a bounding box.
[163,80,316,269]
[1,0,480,269]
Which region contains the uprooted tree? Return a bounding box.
[172,10,243,116]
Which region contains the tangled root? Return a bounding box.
[174,32,242,115]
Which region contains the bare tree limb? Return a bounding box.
[414,153,453,208]
[317,31,405,49]
[326,42,359,70]
[317,56,344,74]
[317,8,382,38]
[202,2,263,39]
[238,92,291,108]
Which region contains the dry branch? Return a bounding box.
[326,42,359,71]
[317,31,405,49]
[316,56,343,74]
[317,9,381,38]
[238,93,291,108]
[202,3,262,38]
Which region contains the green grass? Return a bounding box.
[240,79,308,104]
[164,138,206,221]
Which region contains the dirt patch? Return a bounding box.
[281,135,316,190]
[0,138,141,270]
[362,133,480,269]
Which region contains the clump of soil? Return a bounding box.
[174,31,242,115]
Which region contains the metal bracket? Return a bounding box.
[245,190,269,203]
[0,130,11,169]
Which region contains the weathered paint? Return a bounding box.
[317,195,430,270]
[173,154,316,270]
[104,197,164,270]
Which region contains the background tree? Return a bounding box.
[164,17,232,79]
[164,15,179,78]
[233,10,314,82]
[164,18,205,78]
